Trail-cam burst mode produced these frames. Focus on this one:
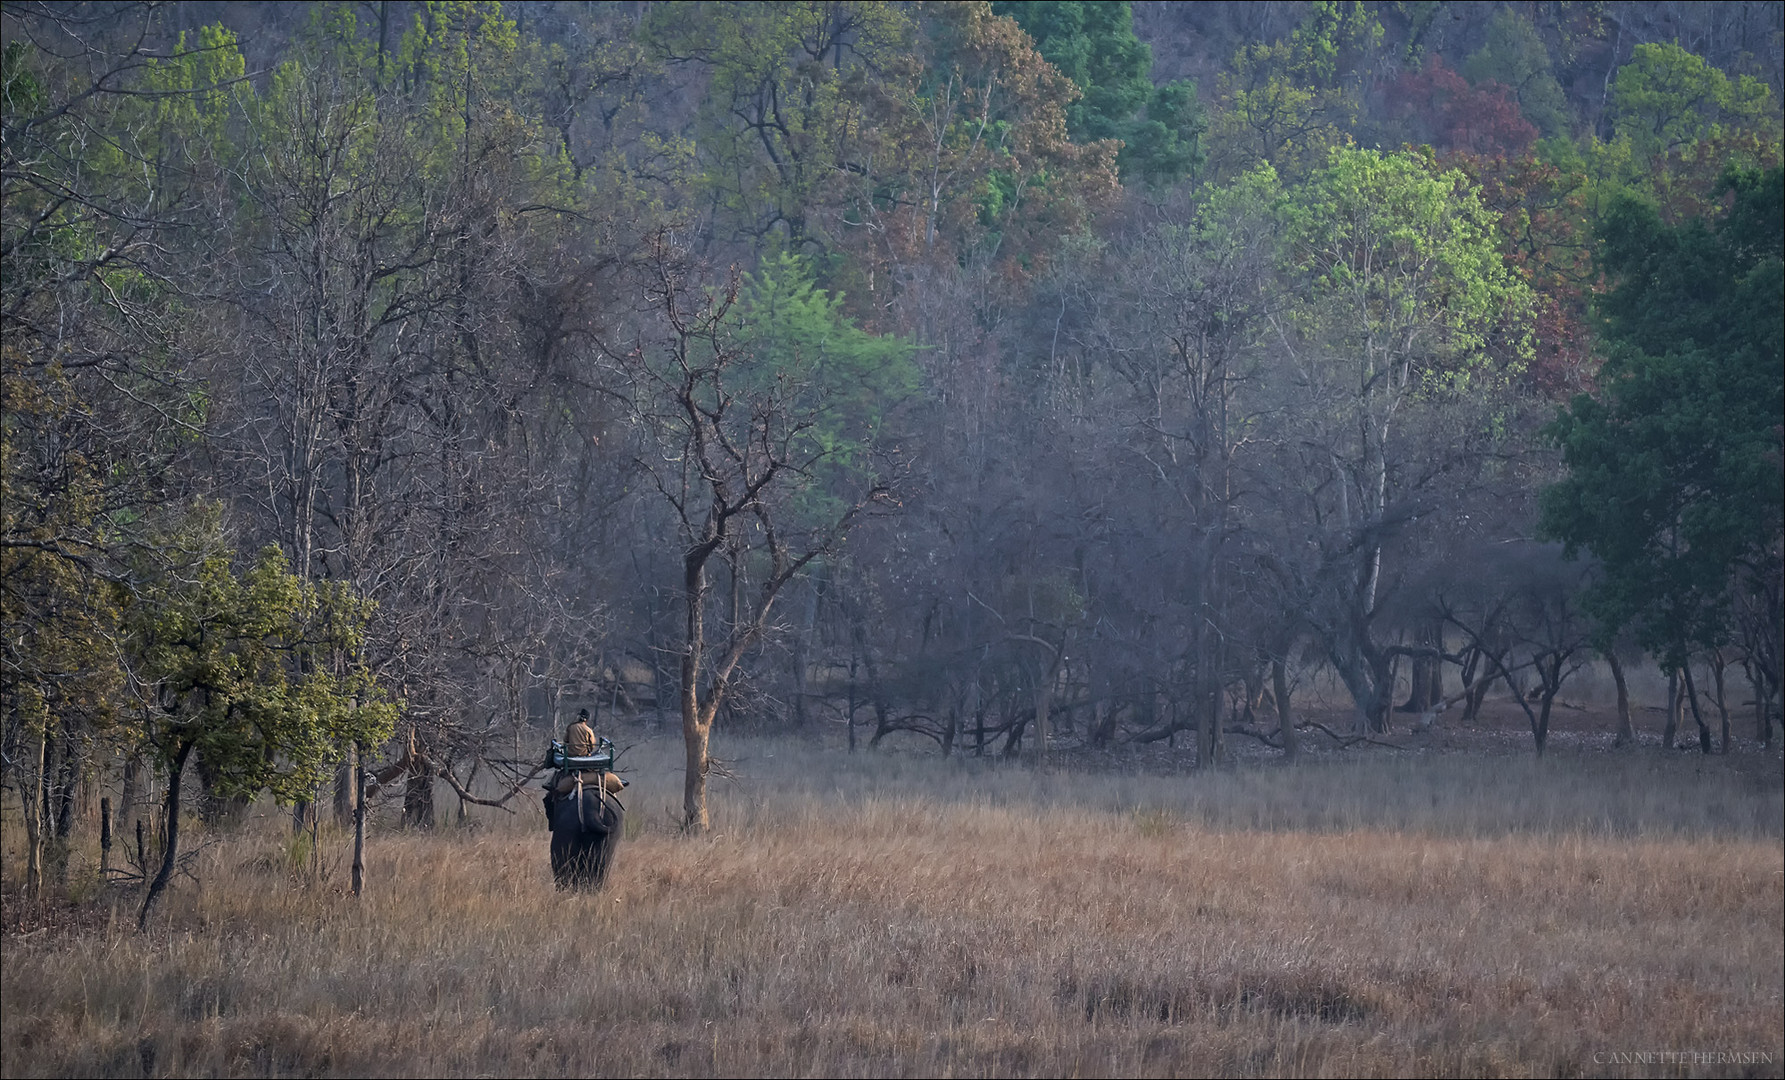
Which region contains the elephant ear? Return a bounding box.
[578,781,618,836]
[551,788,583,835]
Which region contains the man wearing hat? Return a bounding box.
[554,708,624,796]
[565,708,598,757]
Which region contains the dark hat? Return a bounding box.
[577,708,590,720]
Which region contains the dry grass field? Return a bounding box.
[3,719,1782,1078]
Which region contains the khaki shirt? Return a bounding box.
[565,719,597,756]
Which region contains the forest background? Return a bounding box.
[2,0,1782,900]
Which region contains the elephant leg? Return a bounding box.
[549,798,621,890]
[584,807,624,888]
[550,821,585,889]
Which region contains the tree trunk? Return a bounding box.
[1090,699,1111,749]
[1462,646,1497,724]
[682,706,712,831]
[682,544,712,830]
[1681,663,1713,754]
[846,640,859,754]
[334,746,357,827]
[100,797,113,876]
[1606,650,1633,746]
[791,574,822,730]
[119,750,141,840]
[1662,668,1680,749]
[1034,636,1067,766]
[1197,675,1221,768]
[1401,620,1444,712]
[139,739,194,931]
[1532,654,1563,756]
[399,727,433,828]
[1273,657,1298,761]
[21,726,47,899]
[52,729,80,841]
[351,740,366,897]
[1708,654,1730,753]
[1748,659,1772,746]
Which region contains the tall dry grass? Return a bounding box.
[3,732,1781,1078]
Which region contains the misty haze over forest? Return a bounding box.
[4,0,1782,840]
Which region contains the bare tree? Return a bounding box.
[1432,541,1596,755]
[613,240,897,830]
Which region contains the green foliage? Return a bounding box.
[1278,147,1532,386]
[1540,167,1785,665]
[732,254,918,505]
[0,365,128,749]
[1609,42,1778,160]
[643,1,913,252]
[1211,0,1382,177]
[1461,8,1569,138]
[993,0,1204,186]
[1291,0,1383,87]
[126,532,397,803]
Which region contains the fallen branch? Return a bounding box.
[1305,720,1366,746]
[1223,724,1283,748]
[1129,722,1195,745]
[433,759,545,813]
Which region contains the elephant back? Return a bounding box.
[553,776,619,838]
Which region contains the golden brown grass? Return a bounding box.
[3,732,1781,1078]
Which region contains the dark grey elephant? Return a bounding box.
[547,782,623,889]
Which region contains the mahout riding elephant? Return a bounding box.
[547,778,623,888]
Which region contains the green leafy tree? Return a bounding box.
[2,7,243,893]
[643,0,913,253]
[619,242,912,831]
[1461,8,1569,138]
[993,0,1204,186]
[894,1,1119,267]
[1540,167,1784,748]
[126,535,396,928]
[1267,147,1532,732]
[1209,0,1382,179]
[733,253,918,488]
[1608,42,1778,160]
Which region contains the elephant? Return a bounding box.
[546,779,624,889]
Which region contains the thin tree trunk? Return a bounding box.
[1709,655,1730,753]
[1532,654,1562,756]
[1662,668,1680,749]
[21,726,47,899]
[402,727,433,828]
[1748,659,1771,746]
[791,575,820,730]
[119,750,140,839]
[682,707,712,831]
[52,730,80,842]
[846,645,859,754]
[139,739,195,932]
[682,548,711,831]
[101,797,113,876]
[1606,650,1633,746]
[351,740,366,897]
[334,746,356,828]
[1681,663,1713,754]
[1274,657,1298,761]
